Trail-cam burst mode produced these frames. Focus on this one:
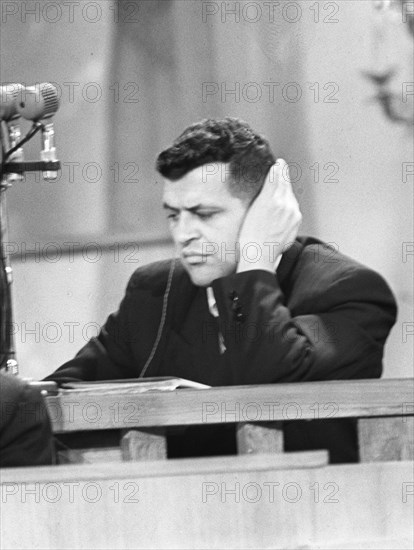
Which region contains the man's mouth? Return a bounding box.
[182,252,210,264]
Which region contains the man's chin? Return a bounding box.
[187,269,215,287]
[181,260,234,287]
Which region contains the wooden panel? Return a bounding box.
[0,452,328,483]
[313,539,414,549]
[121,428,167,461]
[54,430,123,464]
[358,417,414,462]
[46,379,414,432]
[1,460,412,549]
[58,447,122,464]
[236,421,283,454]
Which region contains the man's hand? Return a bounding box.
[236,159,302,274]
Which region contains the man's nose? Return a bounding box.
[174,212,200,245]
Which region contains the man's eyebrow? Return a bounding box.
[162,203,219,212]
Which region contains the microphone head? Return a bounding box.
[0,83,24,121]
[16,83,60,121]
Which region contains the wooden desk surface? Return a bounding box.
[46,378,414,433]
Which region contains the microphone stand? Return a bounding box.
[0,123,60,375]
[0,119,24,374]
[0,177,18,374]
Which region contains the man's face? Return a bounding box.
[162,163,249,286]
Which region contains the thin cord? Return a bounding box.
[3,122,44,161]
[0,122,44,180]
[138,253,177,378]
[0,122,7,159]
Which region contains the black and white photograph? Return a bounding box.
[1,1,413,548]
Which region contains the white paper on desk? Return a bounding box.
[60,377,211,393]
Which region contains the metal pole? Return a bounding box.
[0,179,18,374]
[0,120,23,375]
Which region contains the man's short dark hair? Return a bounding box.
[155,117,275,202]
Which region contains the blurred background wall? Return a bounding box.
[0,0,412,379]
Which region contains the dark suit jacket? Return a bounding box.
[46,236,397,462]
[0,372,55,467]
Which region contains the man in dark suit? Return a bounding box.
[45,118,397,462]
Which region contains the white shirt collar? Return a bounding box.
[206,286,219,318]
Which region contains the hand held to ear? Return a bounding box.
[236,159,302,274]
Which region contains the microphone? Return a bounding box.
[16,83,60,181]
[16,82,59,121]
[0,84,25,183]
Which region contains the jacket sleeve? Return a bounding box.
[211,266,397,384]
[44,276,140,385]
[0,373,55,467]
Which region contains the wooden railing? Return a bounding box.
[1,379,413,549]
[44,378,414,463]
